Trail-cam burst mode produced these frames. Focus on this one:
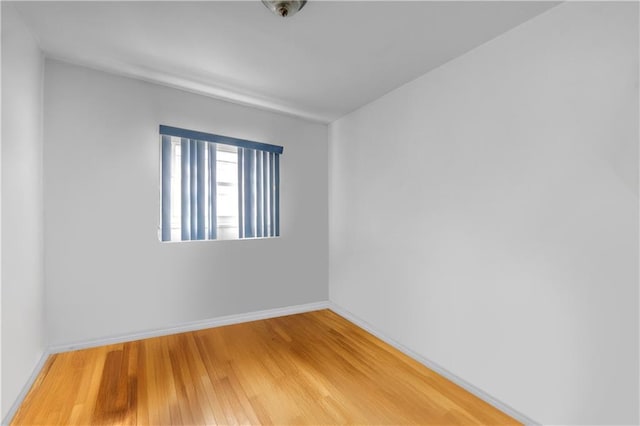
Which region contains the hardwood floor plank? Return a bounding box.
[11,310,520,425]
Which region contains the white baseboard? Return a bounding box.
[327,301,539,426]
[3,301,329,425]
[2,351,49,426]
[49,301,330,354]
[5,300,536,426]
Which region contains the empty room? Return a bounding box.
[2,0,638,425]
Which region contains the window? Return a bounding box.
[159,125,283,242]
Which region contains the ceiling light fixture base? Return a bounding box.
[262,0,307,18]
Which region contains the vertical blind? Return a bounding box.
[160,125,283,242]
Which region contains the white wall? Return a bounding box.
[44,60,328,347]
[1,4,45,419]
[329,2,638,424]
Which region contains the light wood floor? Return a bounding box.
[12,309,519,425]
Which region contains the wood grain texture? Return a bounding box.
[11,309,520,425]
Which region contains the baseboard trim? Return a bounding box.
[49,301,330,354]
[4,301,329,425]
[327,301,539,426]
[2,351,49,426]
[6,300,536,426]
